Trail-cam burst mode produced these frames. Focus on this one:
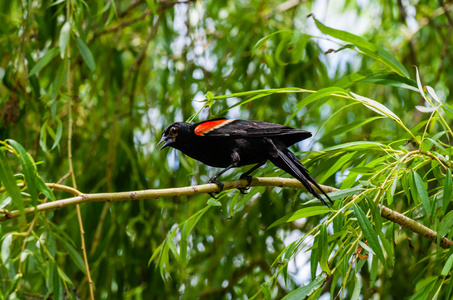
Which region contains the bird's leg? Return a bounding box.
[238,161,266,194]
[208,162,237,198]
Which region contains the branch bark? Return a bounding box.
[1,178,451,248]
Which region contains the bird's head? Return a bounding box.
[157,122,194,150]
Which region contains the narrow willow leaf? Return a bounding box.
[8,140,38,207]
[353,203,388,270]
[334,69,387,89]
[370,255,379,287]
[40,121,48,152]
[1,233,13,264]
[36,175,55,201]
[443,169,452,213]
[55,234,86,274]
[166,231,181,263]
[282,274,327,300]
[310,240,318,280]
[438,211,453,245]
[0,149,24,222]
[287,87,348,123]
[180,206,210,264]
[441,254,453,276]
[312,17,409,78]
[51,117,63,150]
[415,105,435,113]
[52,262,62,300]
[351,273,362,300]
[267,206,330,229]
[323,141,383,152]
[59,21,71,58]
[318,223,331,274]
[363,73,418,91]
[76,37,96,71]
[388,175,398,206]
[254,29,291,50]
[260,283,272,300]
[318,151,355,183]
[413,172,431,215]
[207,198,221,206]
[407,277,438,300]
[379,231,394,268]
[321,117,384,140]
[351,92,401,121]
[426,86,442,104]
[28,47,59,77]
[414,66,430,104]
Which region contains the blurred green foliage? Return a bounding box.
[0,0,453,299]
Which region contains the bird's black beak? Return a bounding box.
[157,135,174,150]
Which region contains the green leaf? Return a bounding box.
[52,262,63,300]
[351,273,362,300]
[165,230,181,263]
[36,175,55,201]
[59,21,71,58]
[443,169,452,213]
[282,273,327,300]
[318,151,356,183]
[180,206,210,265]
[28,47,59,77]
[55,234,86,274]
[287,87,348,123]
[254,29,291,50]
[207,198,222,206]
[363,73,418,91]
[76,37,96,71]
[351,92,401,121]
[322,117,384,140]
[312,17,409,78]
[318,223,330,274]
[0,148,24,223]
[323,141,383,152]
[310,239,318,280]
[260,282,272,300]
[1,233,13,264]
[8,140,38,207]
[267,206,330,229]
[438,211,453,245]
[51,117,63,150]
[413,171,431,215]
[353,203,388,270]
[40,120,48,152]
[441,254,453,276]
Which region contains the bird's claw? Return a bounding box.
[238,187,250,194]
[208,178,224,198]
[238,174,253,194]
[239,174,253,186]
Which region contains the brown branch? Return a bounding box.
[0,178,451,249]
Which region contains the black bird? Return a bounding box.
[158,118,333,207]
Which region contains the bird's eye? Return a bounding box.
[170,127,178,134]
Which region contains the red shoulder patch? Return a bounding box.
[194,119,235,136]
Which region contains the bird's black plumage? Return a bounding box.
[158,118,332,206]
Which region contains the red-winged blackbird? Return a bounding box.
[158,118,333,207]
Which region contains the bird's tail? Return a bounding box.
[269,146,333,207]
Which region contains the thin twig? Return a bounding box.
[66,1,95,297]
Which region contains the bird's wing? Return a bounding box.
[194,118,311,140]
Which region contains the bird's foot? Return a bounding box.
[238,174,253,194]
[208,178,224,199]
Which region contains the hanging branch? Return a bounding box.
[1,178,451,249]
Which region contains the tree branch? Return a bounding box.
[1,178,451,248]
